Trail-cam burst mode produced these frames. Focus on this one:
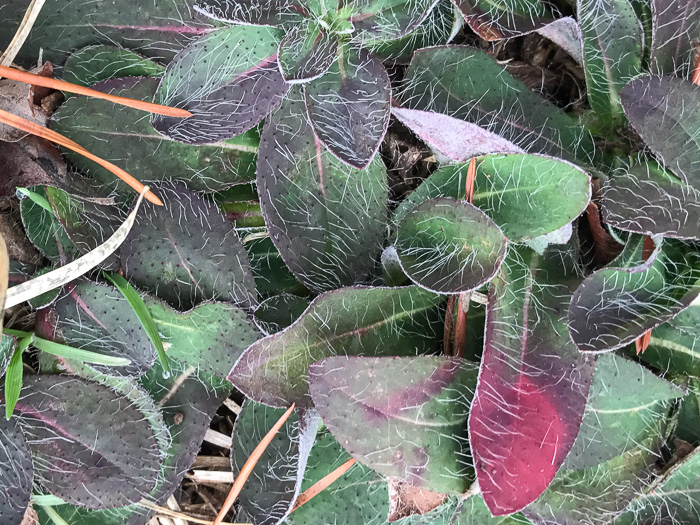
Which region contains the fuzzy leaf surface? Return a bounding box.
[52,77,258,193]
[452,0,554,40]
[47,280,156,376]
[613,447,700,524]
[121,182,257,311]
[650,0,700,75]
[254,294,311,335]
[469,248,596,515]
[10,375,161,509]
[620,76,700,187]
[194,0,305,26]
[229,285,443,408]
[145,296,261,379]
[0,416,33,523]
[305,47,390,168]
[258,89,387,292]
[310,356,478,493]
[578,0,643,130]
[393,154,591,242]
[278,22,338,83]
[399,46,595,164]
[635,305,700,377]
[602,158,700,240]
[63,45,166,87]
[569,236,700,353]
[152,25,288,144]
[0,0,215,68]
[564,353,684,470]
[343,0,440,41]
[394,197,508,294]
[391,107,524,162]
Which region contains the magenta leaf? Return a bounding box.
[309,356,478,493]
[305,47,390,169]
[0,416,32,522]
[152,26,288,144]
[469,246,596,515]
[278,22,338,83]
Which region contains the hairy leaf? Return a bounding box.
[564,353,684,470]
[63,45,166,87]
[258,88,387,292]
[0,0,215,68]
[52,77,258,193]
[229,285,444,408]
[469,248,596,515]
[391,107,524,162]
[635,304,700,377]
[569,236,700,353]
[284,430,390,525]
[152,26,288,144]
[145,296,261,379]
[0,416,33,523]
[393,154,591,242]
[11,375,161,508]
[399,46,595,164]
[650,0,700,75]
[310,356,478,493]
[245,237,308,296]
[278,22,338,83]
[231,401,317,525]
[620,76,700,187]
[121,182,258,311]
[305,47,390,168]
[344,0,440,41]
[452,0,555,40]
[394,197,508,294]
[194,0,305,26]
[578,0,643,130]
[254,294,311,335]
[614,447,700,524]
[602,158,700,240]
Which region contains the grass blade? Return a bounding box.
[103,272,169,373]
[32,336,131,366]
[4,337,29,419]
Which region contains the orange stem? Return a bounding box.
[465,157,476,204]
[635,236,656,354]
[692,51,700,86]
[291,458,356,513]
[0,64,192,118]
[213,404,296,525]
[0,108,162,205]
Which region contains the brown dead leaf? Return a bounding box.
[0,200,41,264]
[20,505,38,525]
[388,480,447,522]
[0,135,66,198]
[0,73,50,142]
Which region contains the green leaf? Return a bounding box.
[452,0,554,40]
[51,77,259,194]
[0,333,17,376]
[63,45,166,87]
[564,353,684,470]
[393,154,591,242]
[32,336,132,367]
[229,285,444,408]
[578,0,643,131]
[4,337,29,419]
[309,356,479,493]
[103,272,168,373]
[393,197,508,294]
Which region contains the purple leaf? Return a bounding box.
[569,236,700,353]
[0,416,32,523]
[536,17,584,65]
[152,26,288,144]
[620,76,700,187]
[229,285,444,408]
[12,375,162,508]
[650,0,700,75]
[305,47,390,169]
[278,22,338,83]
[258,88,387,291]
[309,356,478,493]
[469,247,596,515]
[392,106,524,161]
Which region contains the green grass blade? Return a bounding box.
[103,272,169,372]
[5,337,29,420]
[17,187,55,214]
[32,336,131,367]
